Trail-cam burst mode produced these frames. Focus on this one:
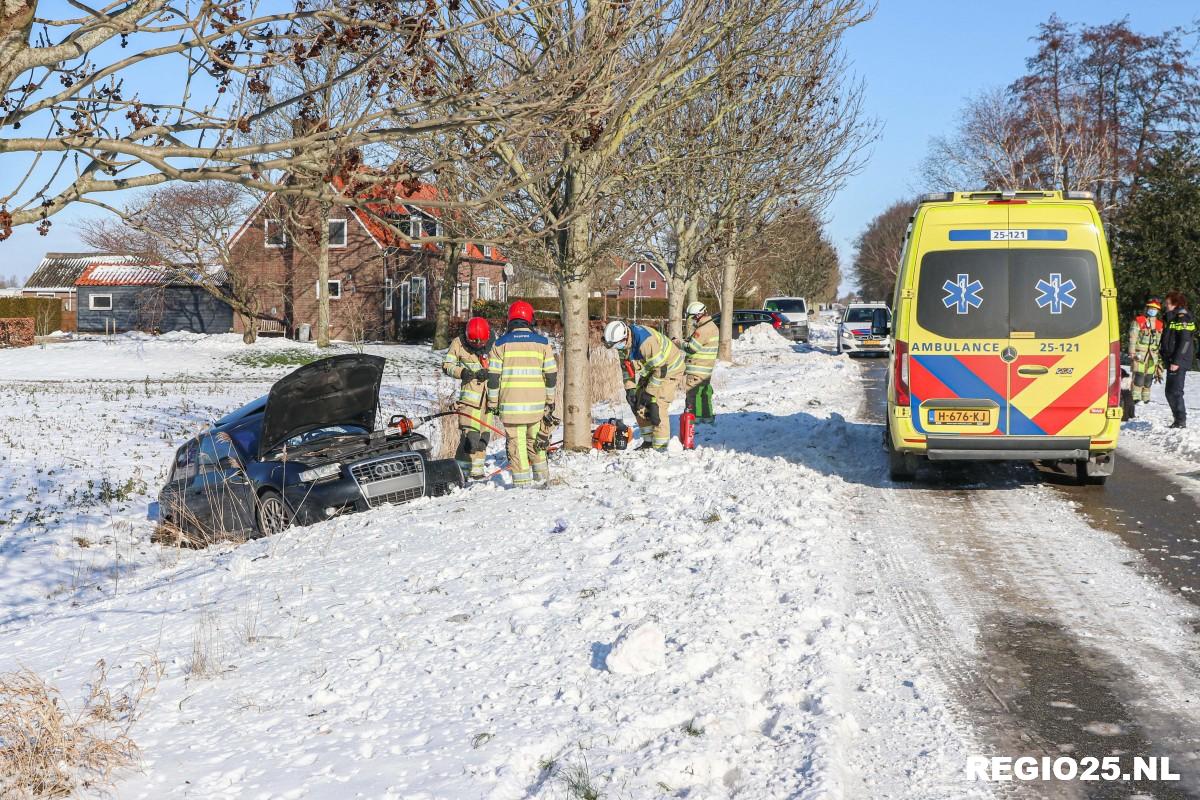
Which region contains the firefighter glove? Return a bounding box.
[626,388,639,408]
[473,368,488,382]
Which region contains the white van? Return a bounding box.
[762,297,808,342]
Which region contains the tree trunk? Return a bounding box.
[241,313,259,344]
[686,275,700,308]
[433,243,460,350]
[718,249,738,362]
[316,195,333,348]
[559,274,591,450]
[667,272,687,340]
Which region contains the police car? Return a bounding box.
[837,302,891,357]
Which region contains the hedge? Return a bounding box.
[0,318,35,348]
[0,297,62,335]
[470,295,749,321]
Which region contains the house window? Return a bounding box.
[498,282,507,303]
[328,219,347,247]
[316,280,342,300]
[422,217,438,238]
[482,245,494,259]
[476,277,490,302]
[639,263,646,273]
[456,282,470,315]
[627,279,634,289]
[409,216,422,239]
[410,276,426,319]
[435,221,444,239]
[649,280,657,290]
[265,219,285,247]
[89,294,112,310]
[385,278,393,311]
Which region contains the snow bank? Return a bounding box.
[733,322,791,351]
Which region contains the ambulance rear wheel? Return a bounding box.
[1074,459,1108,486]
[886,432,917,482]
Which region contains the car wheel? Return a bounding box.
[255,489,290,536]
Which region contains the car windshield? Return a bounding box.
[765,299,806,313]
[285,425,370,449]
[844,308,876,323]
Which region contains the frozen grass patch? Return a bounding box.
[0,659,159,798]
[228,349,322,369]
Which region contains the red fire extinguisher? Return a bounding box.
[680,409,696,450]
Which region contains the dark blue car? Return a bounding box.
[158,354,463,541]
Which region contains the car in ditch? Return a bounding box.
[157,354,464,540]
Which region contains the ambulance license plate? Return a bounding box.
[930,409,990,426]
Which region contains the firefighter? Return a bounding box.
[488,301,558,486]
[602,319,684,451]
[441,316,494,479]
[1128,298,1164,405]
[681,301,718,423]
[1161,290,1195,428]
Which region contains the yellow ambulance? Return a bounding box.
[885,190,1121,484]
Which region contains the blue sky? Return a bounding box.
[826,0,1197,294]
[4,1,1197,285]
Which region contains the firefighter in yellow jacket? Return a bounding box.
[488,301,558,486]
[681,302,718,423]
[602,320,684,450]
[441,316,494,479]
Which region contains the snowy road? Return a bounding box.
[852,358,1200,800]
[3,330,1200,798]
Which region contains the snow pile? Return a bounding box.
[604,619,666,675]
[1117,375,1200,481]
[733,322,791,351]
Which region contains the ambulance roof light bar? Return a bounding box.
[918,192,954,203]
[1065,190,1095,200]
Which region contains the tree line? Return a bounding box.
[1,0,869,447]
[853,14,1200,313]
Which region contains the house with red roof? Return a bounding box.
[613,260,668,301]
[226,176,510,341]
[74,262,233,334]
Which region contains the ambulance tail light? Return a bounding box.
[894,340,910,406]
[1107,341,1120,407]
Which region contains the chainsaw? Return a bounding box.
[591,418,631,451]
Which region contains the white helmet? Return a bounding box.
[685,301,707,317]
[602,320,630,348]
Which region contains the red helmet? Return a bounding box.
[508,300,534,324]
[465,316,490,345]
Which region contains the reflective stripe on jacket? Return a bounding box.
[1128,316,1162,366]
[624,324,684,391]
[487,323,558,424]
[684,316,719,377]
[442,336,491,409]
[1161,309,1196,370]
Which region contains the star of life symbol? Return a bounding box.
[942,273,983,315]
[1035,273,1077,314]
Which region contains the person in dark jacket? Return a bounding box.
[1160,291,1195,428]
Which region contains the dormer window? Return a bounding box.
[482,245,494,259]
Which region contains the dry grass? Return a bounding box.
[187,613,224,679]
[588,344,625,407]
[0,659,160,798]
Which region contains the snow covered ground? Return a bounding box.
[2,325,1199,798]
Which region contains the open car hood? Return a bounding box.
[258,354,386,459]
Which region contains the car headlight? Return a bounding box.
[299,463,341,483]
[408,437,431,451]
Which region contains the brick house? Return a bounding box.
[613,260,668,301]
[22,252,139,331]
[227,179,510,341]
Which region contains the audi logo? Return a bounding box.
[371,460,413,479]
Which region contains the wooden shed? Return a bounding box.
[75,263,234,334]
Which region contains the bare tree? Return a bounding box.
[77,183,283,342]
[851,198,913,303]
[754,206,841,304]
